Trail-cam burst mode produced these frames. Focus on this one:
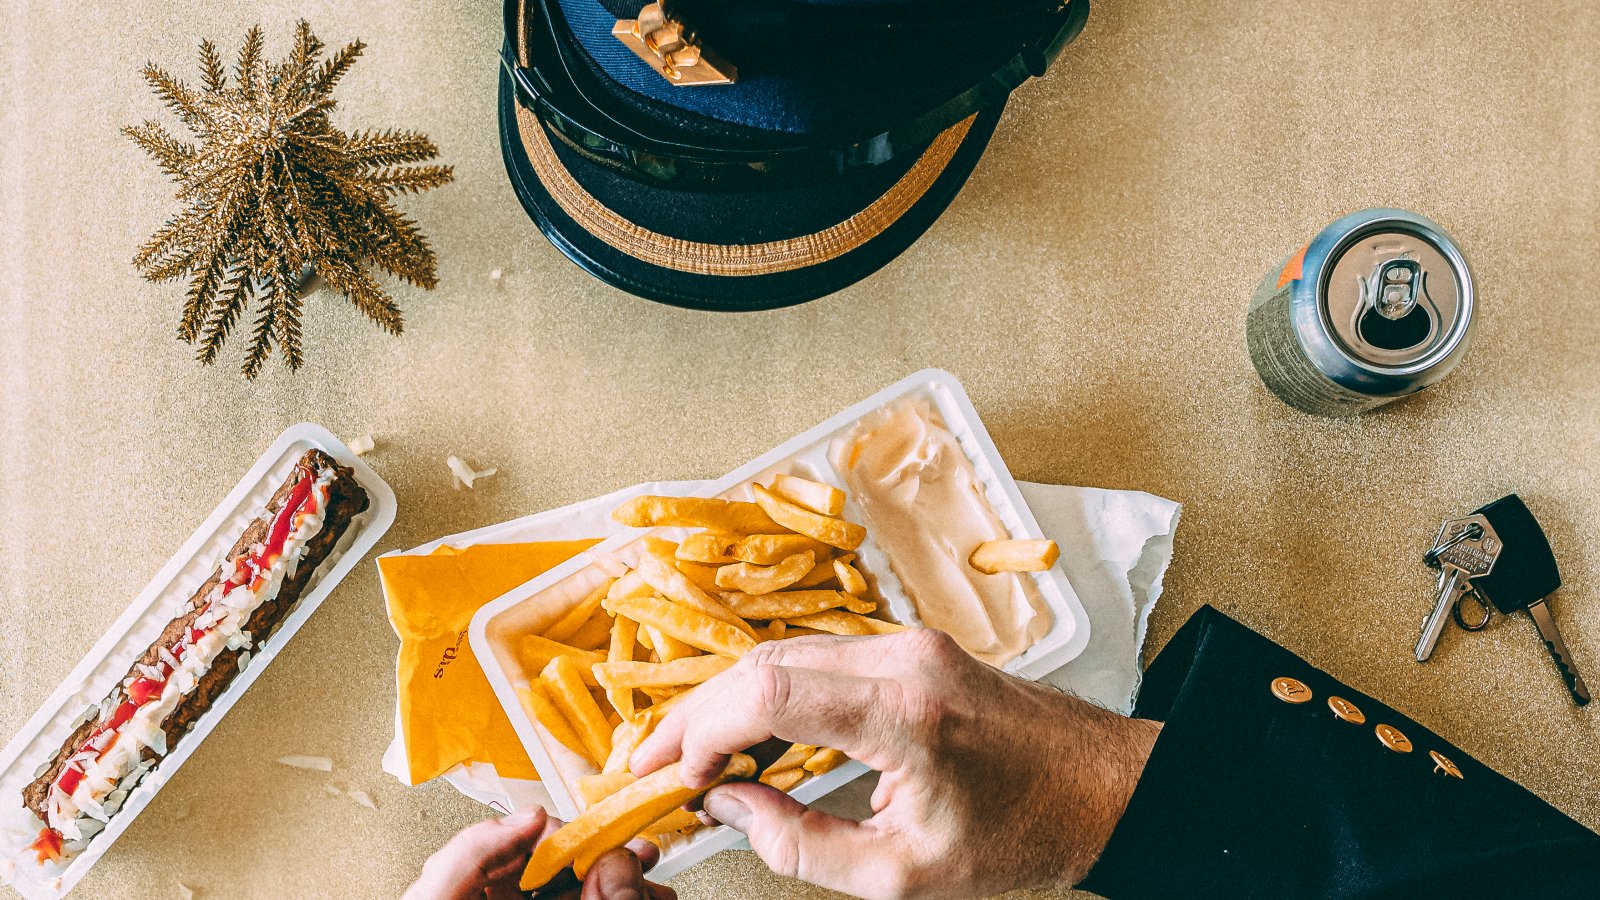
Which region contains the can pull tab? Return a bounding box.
[1370,258,1422,320]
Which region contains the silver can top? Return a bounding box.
[1320,220,1471,371]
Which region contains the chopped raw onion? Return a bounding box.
[446,455,497,490]
[347,790,378,810]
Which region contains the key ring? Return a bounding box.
[1452,590,1492,631]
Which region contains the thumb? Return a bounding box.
[704,782,893,896]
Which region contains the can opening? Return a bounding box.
[1358,304,1433,350]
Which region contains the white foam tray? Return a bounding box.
[0,424,397,900]
[469,369,1090,882]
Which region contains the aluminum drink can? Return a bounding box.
[1246,208,1475,417]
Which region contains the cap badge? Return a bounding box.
[612,2,737,87]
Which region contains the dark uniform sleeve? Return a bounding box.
[1078,606,1600,899]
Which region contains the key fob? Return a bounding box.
[1471,494,1561,614]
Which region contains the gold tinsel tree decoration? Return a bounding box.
[125,22,453,378]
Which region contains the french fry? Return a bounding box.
[721,589,874,620]
[545,579,615,643]
[637,625,655,652]
[643,536,679,557]
[763,743,817,775]
[521,754,757,889]
[803,748,848,775]
[567,610,616,651]
[607,570,653,604]
[606,594,758,658]
[764,619,788,641]
[714,551,815,595]
[612,496,780,533]
[638,807,699,838]
[606,615,640,722]
[542,656,613,767]
[646,624,699,662]
[752,484,865,551]
[676,533,739,564]
[520,635,605,684]
[771,474,846,517]
[594,656,736,691]
[792,552,844,588]
[640,686,682,705]
[576,771,637,806]
[675,559,723,594]
[786,609,906,636]
[602,704,667,774]
[729,533,831,566]
[635,550,760,640]
[969,539,1061,574]
[760,767,806,792]
[516,685,588,762]
[833,558,869,596]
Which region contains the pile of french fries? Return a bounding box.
[513,475,900,849]
[511,474,1061,888]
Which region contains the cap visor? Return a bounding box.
[498,65,1004,310]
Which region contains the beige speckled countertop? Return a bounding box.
[3,1,1598,898]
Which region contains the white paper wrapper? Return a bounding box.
[381,373,1182,863]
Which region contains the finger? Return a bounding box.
[745,633,904,676]
[405,808,549,900]
[582,848,648,900]
[625,837,660,872]
[647,883,679,900]
[702,781,895,895]
[670,666,901,788]
[635,664,894,786]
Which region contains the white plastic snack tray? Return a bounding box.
[0,424,397,900]
[470,369,1090,882]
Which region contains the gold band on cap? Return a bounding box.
[515,1,974,278]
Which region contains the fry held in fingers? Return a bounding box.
[519,754,757,890]
[969,538,1060,574]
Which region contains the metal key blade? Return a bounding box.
[1416,567,1470,662]
[1526,600,1591,706]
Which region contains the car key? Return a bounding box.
[1415,515,1499,662]
[1468,494,1591,706]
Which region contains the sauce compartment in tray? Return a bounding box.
[471,370,1089,880]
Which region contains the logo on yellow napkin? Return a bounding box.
[380,540,597,784]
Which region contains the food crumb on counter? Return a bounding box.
[275,755,334,772]
[447,455,497,490]
[347,434,376,456]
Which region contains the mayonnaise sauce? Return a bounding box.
[830,398,1051,667]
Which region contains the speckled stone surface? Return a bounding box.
[2,1,1597,898]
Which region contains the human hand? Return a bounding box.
[629,630,1162,900]
[401,807,678,900]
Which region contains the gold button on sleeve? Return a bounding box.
[1327,695,1366,724]
[1271,676,1313,704]
[1376,724,1413,753]
[1431,750,1464,779]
